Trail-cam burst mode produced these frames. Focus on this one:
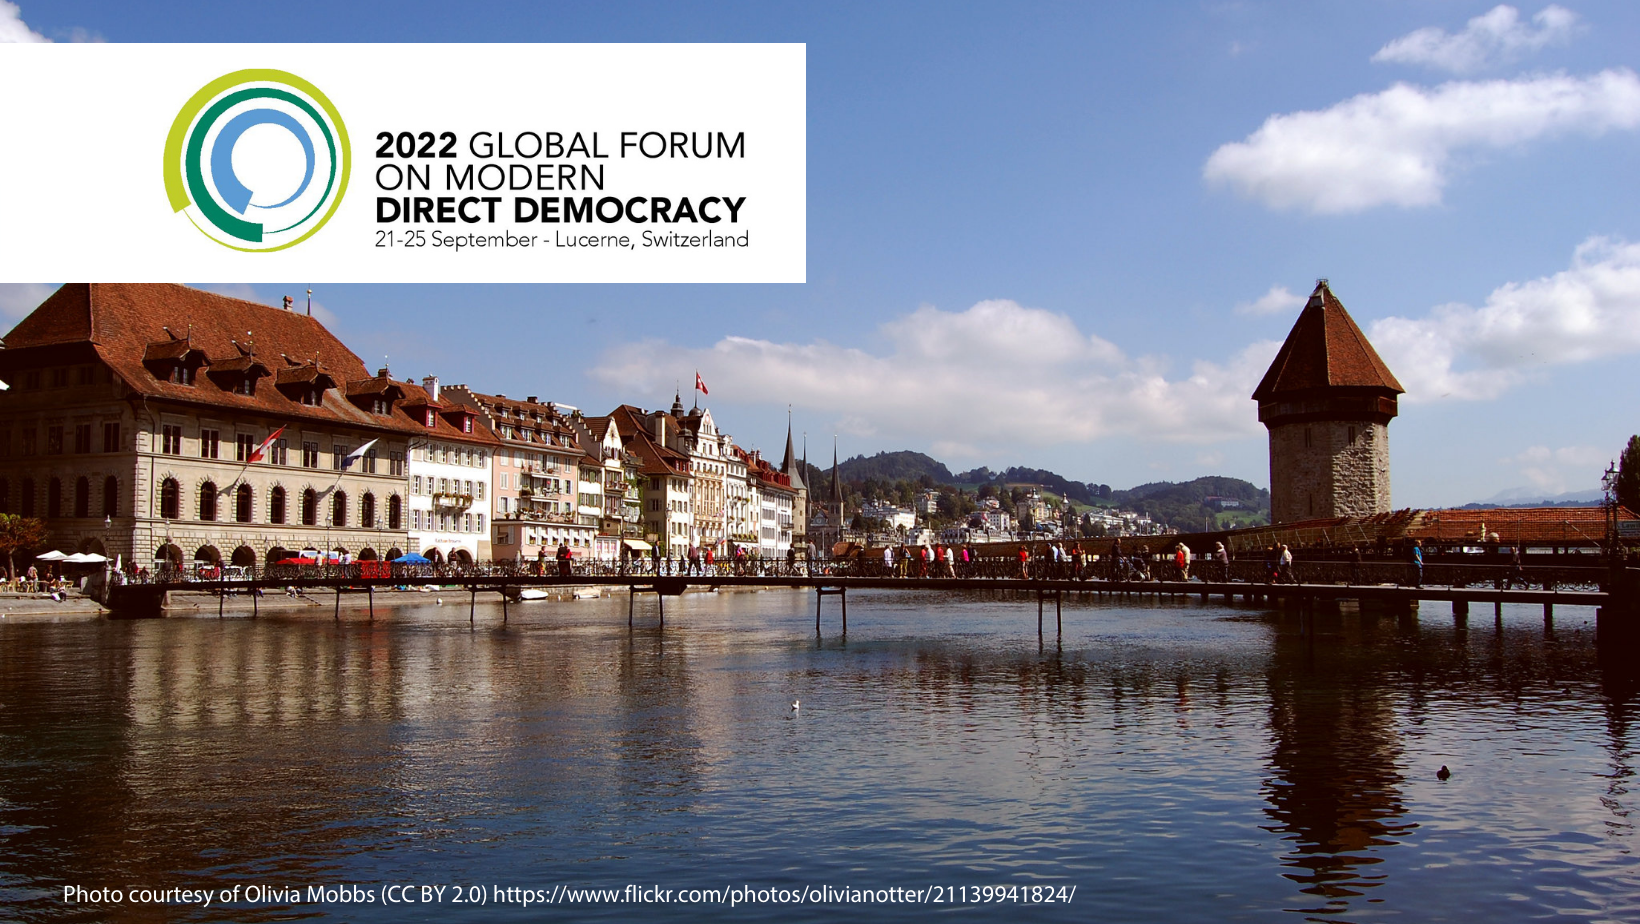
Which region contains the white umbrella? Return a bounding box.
[35,550,67,561]
[65,552,108,563]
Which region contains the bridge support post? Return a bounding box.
[252,586,258,619]
[1544,602,1554,625]
[502,592,508,624]
[334,588,341,622]
[1453,598,1468,628]
[470,588,476,625]
[1598,568,1640,657]
[630,587,635,628]
[1056,590,1062,639]
[218,586,225,619]
[368,585,374,622]
[1495,600,1503,625]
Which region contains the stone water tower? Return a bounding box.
[1253,280,1404,524]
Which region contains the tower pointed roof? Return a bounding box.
[831,438,840,502]
[1252,280,1404,401]
[781,412,805,491]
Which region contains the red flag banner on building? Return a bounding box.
[695,372,709,396]
[247,426,285,463]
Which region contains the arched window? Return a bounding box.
[270,486,286,524]
[388,494,402,530]
[360,492,376,528]
[160,479,181,518]
[331,491,347,528]
[301,489,317,526]
[0,477,9,513]
[73,476,89,518]
[46,477,62,518]
[199,481,218,521]
[102,476,118,517]
[236,483,253,523]
[20,478,35,517]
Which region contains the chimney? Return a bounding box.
[422,375,440,402]
[282,296,293,310]
[527,396,538,404]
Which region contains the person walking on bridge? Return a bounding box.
[883,544,895,578]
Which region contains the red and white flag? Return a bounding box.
[247,426,285,463]
[695,372,709,395]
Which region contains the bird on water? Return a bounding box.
[1437,765,1451,781]
[791,699,800,713]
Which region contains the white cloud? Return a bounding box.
[592,299,1278,450]
[0,1,46,42]
[1499,444,1607,495]
[1203,69,1640,213]
[1373,4,1579,74]
[1369,236,1640,401]
[0,283,54,321]
[1235,284,1305,316]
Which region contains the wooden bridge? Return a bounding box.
[101,566,1640,651]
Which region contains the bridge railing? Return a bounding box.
[110,556,1607,590]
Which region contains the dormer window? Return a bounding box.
[462,416,473,434]
[425,409,436,428]
[235,377,255,396]
[171,365,194,385]
[302,388,322,406]
[372,397,389,415]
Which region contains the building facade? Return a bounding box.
[403,376,497,564]
[1253,280,1404,524]
[0,284,416,570]
[442,388,595,560]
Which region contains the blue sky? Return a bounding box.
[5,1,1640,506]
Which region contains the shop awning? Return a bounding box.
[622,539,653,551]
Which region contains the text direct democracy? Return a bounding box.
[374,130,748,226]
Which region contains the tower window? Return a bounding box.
[1348,426,1357,445]
[1303,426,1312,449]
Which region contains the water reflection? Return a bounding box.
[1261,611,1414,913]
[0,598,1635,923]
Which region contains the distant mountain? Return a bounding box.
[801,451,952,491]
[1114,476,1268,507]
[953,466,1111,506]
[1467,487,1602,508]
[799,451,1265,525]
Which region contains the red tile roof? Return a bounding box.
[1253,281,1404,400]
[3,284,429,435]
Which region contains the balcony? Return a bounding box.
[433,492,473,510]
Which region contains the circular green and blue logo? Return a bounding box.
[163,69,350,252]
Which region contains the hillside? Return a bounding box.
[798,451,1270,531]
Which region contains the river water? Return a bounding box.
[1,589,1636,922]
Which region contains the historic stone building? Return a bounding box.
[0,284,417,570]
[1254,280,1404,525]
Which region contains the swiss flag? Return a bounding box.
[695,372,709,395]
[248,426,285,463]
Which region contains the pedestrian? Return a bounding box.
[1175,543,1190,581]
[1411,540,1423,587]
[883,544,895,577]
[1018,545,1030,579]
[1350,545,1363,585]
[1279,544,1294,584]
[556,542,572,577]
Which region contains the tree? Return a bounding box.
[0,513,49,579]
[1619,435,1640,514]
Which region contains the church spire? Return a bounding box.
[781,407,805,491]
[831,437,840,502]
